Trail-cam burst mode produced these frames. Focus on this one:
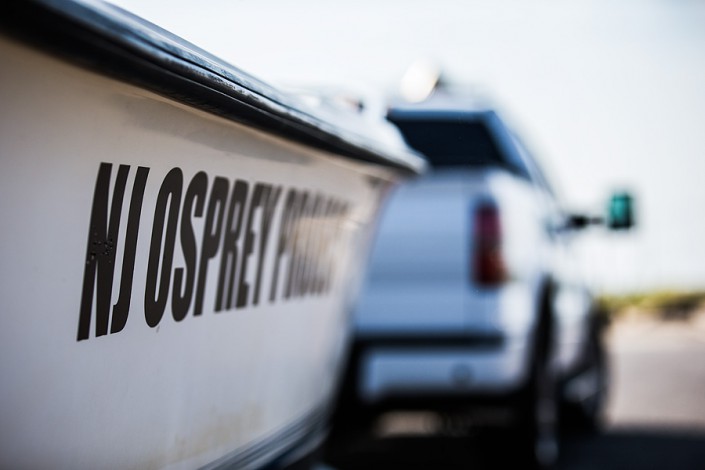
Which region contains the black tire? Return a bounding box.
[561,321,608,433]
[510,308,560,470]
[513,352,560,469]
[326,405,374,452]
[324,347,374,457]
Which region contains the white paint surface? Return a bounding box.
[0,37,400,469]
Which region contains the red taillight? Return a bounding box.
[472,203,507,286]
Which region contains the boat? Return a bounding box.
[0,1,425,468]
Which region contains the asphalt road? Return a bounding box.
[322,310,705,469]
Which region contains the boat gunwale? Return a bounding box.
[1,0,426,175]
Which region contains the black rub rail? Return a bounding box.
[1,0,426,176]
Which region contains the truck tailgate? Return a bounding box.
[355,171,490,335]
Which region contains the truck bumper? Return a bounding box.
[355,336,531,405]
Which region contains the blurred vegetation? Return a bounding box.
[598,290,705,321]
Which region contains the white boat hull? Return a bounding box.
[0,14,419,467]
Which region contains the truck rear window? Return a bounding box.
[389,119,502,168]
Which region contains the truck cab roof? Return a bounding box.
[386,96,532,180]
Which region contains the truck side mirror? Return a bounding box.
[607,192,634,230]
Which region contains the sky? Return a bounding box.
[112,0,705,294]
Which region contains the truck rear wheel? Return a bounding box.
[562,320,608,433]
[511,304,559,470]
[513,348,559,469]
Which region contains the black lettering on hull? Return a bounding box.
[78,163,141,341]
[77,163,354,341]
[172,172,208,321]
[216,179,248,312]
[145,168,183,327]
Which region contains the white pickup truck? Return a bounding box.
[328,92,633,468]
